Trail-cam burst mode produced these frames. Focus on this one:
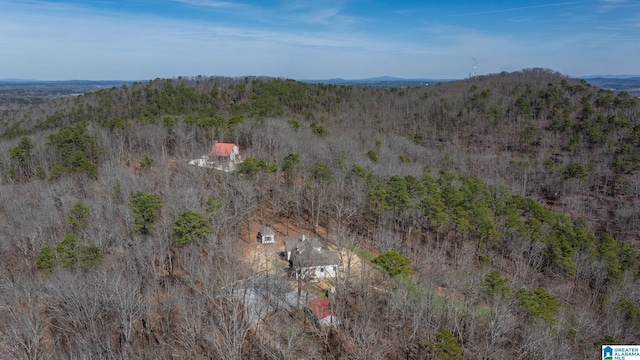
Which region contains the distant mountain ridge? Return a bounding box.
[581,74,640,79]
[582,76,640,96]
[2,73,638,87]
[0,79,134,86]
[304,74,640,91]
[301,76,456,86]
[2,73,639,95]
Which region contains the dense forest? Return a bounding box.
[0,68,639,359]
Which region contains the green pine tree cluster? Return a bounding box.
[36,234,104,273]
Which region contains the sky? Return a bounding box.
[1,0,639,80]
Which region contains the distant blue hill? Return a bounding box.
[304,74,640,93]
[582,76,640,95]
[581,75,640,80]
[0,79,134,86]
[301,76,456,86]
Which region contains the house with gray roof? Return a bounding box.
[231,275,317,326]
[285,235,341,281]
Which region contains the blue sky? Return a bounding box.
[1,0,638,80]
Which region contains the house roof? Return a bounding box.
[230,277,318,327]
[283,290,317,309]
[285,236,323,254]
[308,297,334,320]
[286,236,340,268]
[292,249,340,268]
[253,275,292,298]
[259,226,275,236]
[209,143,236,157]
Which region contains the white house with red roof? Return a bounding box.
[209,142,239,162]
[189,142,241,172]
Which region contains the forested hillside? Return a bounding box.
[0,68,638,359]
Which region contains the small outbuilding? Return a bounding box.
[307,297,341,327]
[257,226,275,244]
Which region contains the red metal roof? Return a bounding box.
[307,297,334,320]
[209,143,235,157]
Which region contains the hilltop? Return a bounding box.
[0,68,638,359]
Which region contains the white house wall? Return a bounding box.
[294,265,338,280]
[315,265,338,278]
[260,236,274,244]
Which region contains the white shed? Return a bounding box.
[257,226,275,244]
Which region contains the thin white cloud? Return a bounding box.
[172,0,237,8]
[0,0,411,79]
[596,0,639,11]
[269,1,367,28]
[451,1,589,17]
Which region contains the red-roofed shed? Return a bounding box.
[307,297,341,327]
[308,297,333,320]
[207,142,240,171]
[209,143,238,158]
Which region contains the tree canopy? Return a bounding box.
[173,210,212,247]
[128,191,163,234]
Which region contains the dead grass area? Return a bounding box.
[239,220,297,277]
